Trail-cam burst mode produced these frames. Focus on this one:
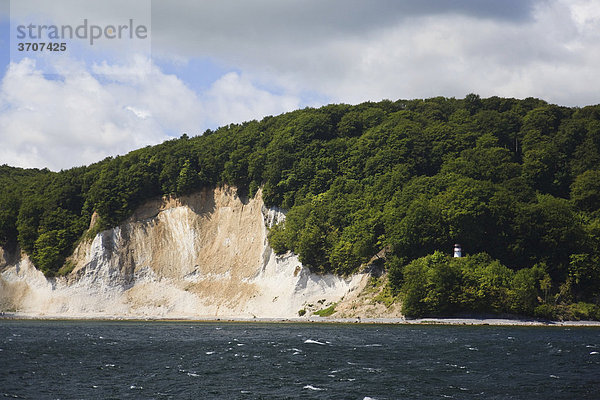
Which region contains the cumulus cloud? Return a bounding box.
[151,0,537,51]
[202,72,300,127]
[0,58,170,170]
[0,57,300,170]
[149,0,600,106]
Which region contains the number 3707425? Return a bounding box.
[17,42,67,52]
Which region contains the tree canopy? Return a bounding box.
[1,95,599,318]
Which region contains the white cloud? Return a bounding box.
[203,72,300,127]
[300,0,600,106]
[0,57,182,170]
[0,57,301,170]
[125,106,151,119]
[147,0,600,107]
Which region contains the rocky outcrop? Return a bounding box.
[0,187,367,319]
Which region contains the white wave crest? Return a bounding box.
[303,385,326,391]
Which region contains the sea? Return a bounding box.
[1,320,599,399]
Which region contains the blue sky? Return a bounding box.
[0,5,8,83]
[1,0,600,170]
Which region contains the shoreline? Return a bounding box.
[2,312,600,327]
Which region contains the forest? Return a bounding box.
[1,95,599,319]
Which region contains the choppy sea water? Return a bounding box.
[0,320,599,399]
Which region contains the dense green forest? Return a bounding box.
[1,95,599,319]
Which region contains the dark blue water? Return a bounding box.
[1,321,599,399]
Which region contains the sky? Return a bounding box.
[0,0,600,171]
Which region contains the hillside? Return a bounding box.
[1,187,365,318]
[1,95,599,319]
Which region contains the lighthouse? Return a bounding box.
[453,244,462,258]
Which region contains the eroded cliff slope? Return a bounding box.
[0,187,370,319]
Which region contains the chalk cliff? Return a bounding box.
[0,187,370,319]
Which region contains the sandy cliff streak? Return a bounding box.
[0,187,371,319]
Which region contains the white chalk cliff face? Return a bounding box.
[0,187,366,319]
